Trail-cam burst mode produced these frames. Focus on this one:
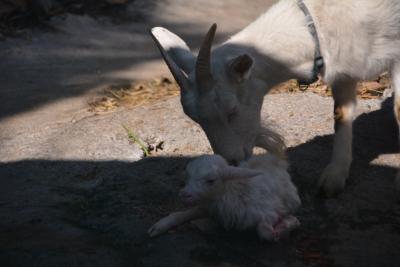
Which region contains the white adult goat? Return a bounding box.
[151,0,400,197]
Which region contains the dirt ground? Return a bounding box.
[1,1,400,267]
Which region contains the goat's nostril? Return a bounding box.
[179,190,191,199]
[229,160,238,166]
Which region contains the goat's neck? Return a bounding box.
[225,0,316,91]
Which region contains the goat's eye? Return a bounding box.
[227,107,239,122]
[206,179,215,185]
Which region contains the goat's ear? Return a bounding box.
[151,27,196,73]
[227,54,254,83]
[219,166,262,181]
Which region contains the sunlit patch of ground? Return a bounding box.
[271,72,390,98]
[88,77,180,113]
[88,73,391,113]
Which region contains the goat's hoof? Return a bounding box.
[256,221,276,242]
[148,218,171,237]
[318,163,348,198]
[148,223,164,237]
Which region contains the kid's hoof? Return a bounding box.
[147,218,172,237]
[148,224,164,237]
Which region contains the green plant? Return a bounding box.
[122,124,150,157]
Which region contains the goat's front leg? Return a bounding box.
[392,62,400,192]
[319,78,357,197]
[148,206,206,237]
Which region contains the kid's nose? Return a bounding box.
[179,190,192,199]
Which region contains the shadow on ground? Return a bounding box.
[0,0,275,120]
[0,18,217,120]
[1,97,399,267]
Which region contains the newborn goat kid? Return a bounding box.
[148,154,301,241]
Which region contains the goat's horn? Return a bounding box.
[196,23,217,90]
[150,29,189,92]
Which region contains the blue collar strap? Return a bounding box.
[297,0,324,84]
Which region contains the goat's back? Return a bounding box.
[310,0,400,80]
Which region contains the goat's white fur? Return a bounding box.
[226,0,400,82]
[151,0,400,196]
[148,154,301,240]
[392,62,400,192]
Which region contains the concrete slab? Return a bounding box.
[1,93,399,267]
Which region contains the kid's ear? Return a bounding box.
[227,54,254,83]
[219,166,263,181]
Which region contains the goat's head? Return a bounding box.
[151,24,267,164]
[180,155,263,205]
